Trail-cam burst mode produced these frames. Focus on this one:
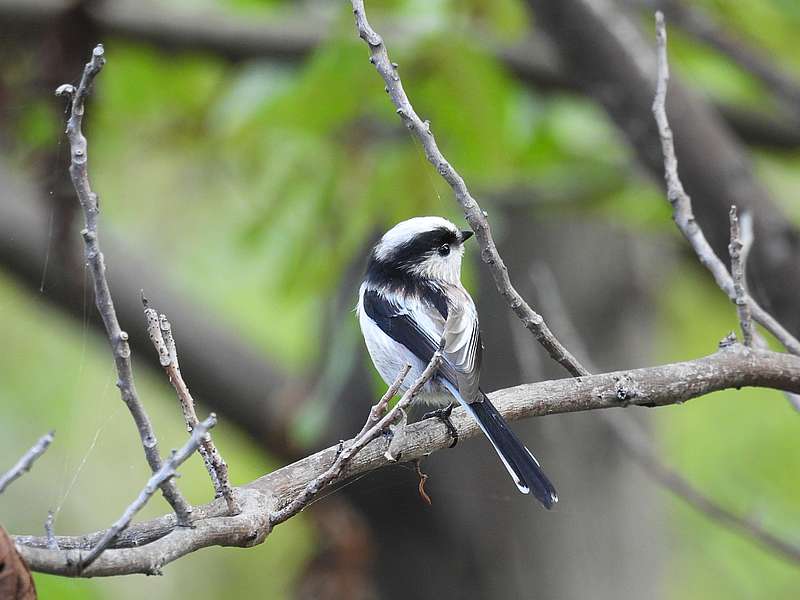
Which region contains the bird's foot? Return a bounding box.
[334,439,345,460]
[422,403,458,448]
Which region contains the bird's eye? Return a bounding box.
[438,244,450,256]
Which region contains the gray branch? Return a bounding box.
[0,431,54,494]
[350,0,589,378]
[142,297,238,514]
[651,13,800,356]
[14,345,800,576]
[55,44,191,524]
[728,206,754,347]
[79,415,218,572]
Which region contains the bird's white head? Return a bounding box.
[371,216,474,285]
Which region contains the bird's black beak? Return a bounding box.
[460,230,474,242]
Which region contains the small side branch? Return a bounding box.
[0,432,54,494]
[355,364,411,440]
[728,206,754,347]
[55,44,191,525]
[350,0,589,378]
[270,357,436,526]
[79,415,218,571]
[142,296,237,514]
[651,13,800,356]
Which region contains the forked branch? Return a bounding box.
[54,44,192,525]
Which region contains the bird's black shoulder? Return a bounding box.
[362,288,439,364]
[364,261,449,319]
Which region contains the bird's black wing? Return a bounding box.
[362,288,479,393]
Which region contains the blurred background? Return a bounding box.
[1,0,799,598]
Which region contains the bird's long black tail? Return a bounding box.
[465,393,558,509]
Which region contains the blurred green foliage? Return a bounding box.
[1,0,800,598]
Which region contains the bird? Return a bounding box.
[356,216,558,508]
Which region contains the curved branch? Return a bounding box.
[350,0,589,378]
[55,44,191,523]
[15,345,800,576]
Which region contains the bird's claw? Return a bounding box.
[334,439,345,460]
[422,403,458,448]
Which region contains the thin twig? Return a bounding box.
[45,511,59,551]
[0,431,54,494]
[355,364,411,440]
[269,356,436,526]
[651,12,800,356]
[728,206,754,346]
[350,0,589,378]
[142,296,238,514]
[55,45,192,525]
[79,414,218,571]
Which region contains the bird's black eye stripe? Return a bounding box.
[370,226,460,272]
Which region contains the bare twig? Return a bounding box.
[44,511,58,551]
[79,415,218,571]
[652,13,800,357]
[355,364,411,440]
[269,356,436,527]
[728,206,754,346]
[0,432,54,494]
[142,296,237,514]
[350,0,589,378]
[14,346,800,576]
[55,45,191,525]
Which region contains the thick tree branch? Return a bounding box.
[0,432,54,495]
[350,0,589,378]
[14,346,800,575]
[55,44,191,524]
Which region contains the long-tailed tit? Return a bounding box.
[356,216,558,508]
